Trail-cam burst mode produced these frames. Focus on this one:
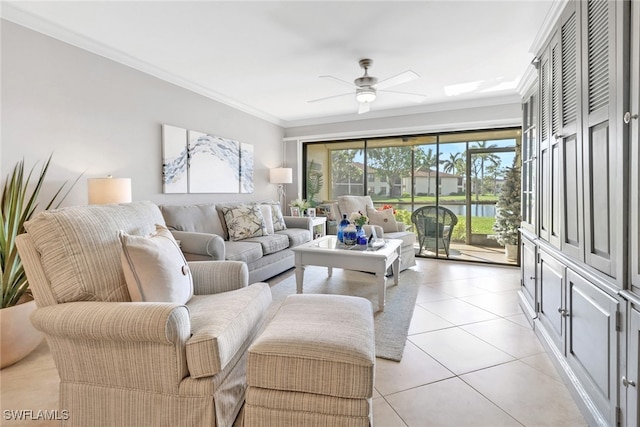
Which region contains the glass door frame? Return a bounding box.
[465,146,517,244]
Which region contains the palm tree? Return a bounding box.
[441,152,464,175]
[468,141,500,200]
[415,147,439,195]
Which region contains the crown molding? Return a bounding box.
[529,0,568,55]
[516,63,539,97]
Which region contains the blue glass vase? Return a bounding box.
[337,214,350,242]
[343,224,357,246]
[356,225,367,245]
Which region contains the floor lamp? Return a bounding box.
[269,167,292,208]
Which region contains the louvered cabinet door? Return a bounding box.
[539,30,562,249]
[581,0,623,280]
[558,3,584,261]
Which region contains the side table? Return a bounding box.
[309,216,327,239]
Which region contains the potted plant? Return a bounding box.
[492,164,521,260]
[306,160,324,207]
[0,156,78,368]
[289,198,310,216]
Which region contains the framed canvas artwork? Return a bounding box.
[161,124,253,194]
[162,124,188,194]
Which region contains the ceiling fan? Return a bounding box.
[308,58,426,114]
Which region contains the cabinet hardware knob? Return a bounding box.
[622,376,637,387]
[529,276,535,280]
[557,307,564,314]
[624,112,639,124]
[562,310,570,317]
[553,133,563,140]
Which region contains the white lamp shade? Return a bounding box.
[88,177,132,205]
[269,168,293,184]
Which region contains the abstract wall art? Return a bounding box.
[162,124,189,194]
[161,124,254,194]
[240,142,254,194]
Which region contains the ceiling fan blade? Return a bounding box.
[319,75,357,89]
[358,102,370,114]
[374,70,419,90]
[308,92,353,103]
[379,89,427,102]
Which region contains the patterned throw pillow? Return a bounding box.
[221,205,268,241]
[269,203,287,231]
[259,204,275,234]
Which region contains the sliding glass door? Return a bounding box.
[303,128,521,265]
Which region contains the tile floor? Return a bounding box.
[0,258,587,426]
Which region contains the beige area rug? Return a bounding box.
[266,266,420,362]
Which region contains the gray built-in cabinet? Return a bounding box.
[519,0,639,426]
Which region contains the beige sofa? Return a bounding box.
[329,195,416,271]
[160,202,313,283]
[16,201,272,427]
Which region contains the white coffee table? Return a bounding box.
[291,235,402,312]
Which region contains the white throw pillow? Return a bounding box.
[338,195,374,218]
[221,205,267,241]
[366,207,398,233]
[119,224,193,304]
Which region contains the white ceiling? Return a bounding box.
[2,1,554,127]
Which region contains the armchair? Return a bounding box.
[16,201,272,426]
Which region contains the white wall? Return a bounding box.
[1,21,285,208]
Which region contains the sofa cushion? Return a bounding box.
[245,234,290,255]
[247,294,375,398]
[160,204,225,237]
[119,224,193,304]
[186,282,272,377]
[221,205,268,241]
[276,228,311,247]
[23,201,164,303]
[366,206,398,233]
[224,241,264,264]
[337,195,374,218]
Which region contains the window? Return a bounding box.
[303,128,521,266]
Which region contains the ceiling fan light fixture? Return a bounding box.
[356,88,376,103]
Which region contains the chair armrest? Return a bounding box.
[31,302,192,391]
[363,224,384,238]
[171,230,225,260]
[31,302,190,344]
[396,222,408,232]
[188,260,249,294]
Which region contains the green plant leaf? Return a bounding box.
[1,155,80,308]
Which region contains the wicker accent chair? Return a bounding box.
[411,205,458,258]
[15,201,272,426]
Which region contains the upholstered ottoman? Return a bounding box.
[245,294,375,427]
